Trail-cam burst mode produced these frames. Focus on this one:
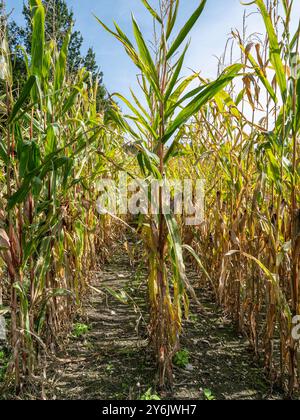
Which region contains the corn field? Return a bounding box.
[0,0,300,401]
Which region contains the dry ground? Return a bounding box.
[35,239,287,401]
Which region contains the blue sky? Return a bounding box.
[6,0,300,97]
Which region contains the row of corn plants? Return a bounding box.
[182,0,300,395]
[0,0,122,391]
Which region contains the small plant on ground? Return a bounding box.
[173,349,190,368]
[72,323,90,338]
[189,314,198,323]
[140,388,161,400]
[203,389,216,400]
[106,364,114,374]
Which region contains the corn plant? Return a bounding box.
[96,0,242,387]
[0,0,119,390]
[183,0,300,395]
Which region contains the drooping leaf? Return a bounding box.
[113,92,158,140]
[241,43,277,103]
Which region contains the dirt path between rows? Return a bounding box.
[42,240,283,400]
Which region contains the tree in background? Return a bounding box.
[0,0,5,27]
[6,0,108,110]
[21,0,84,72]
[84,47,107,112]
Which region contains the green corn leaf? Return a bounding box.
[131,15,158,84]
[8,179,31,210]
[165,42,190,102]
[166,0,179,40]
[105,107,140,140]
[42,40,54,83]
[169,80,206,111]
[130,88,150,119]
[95,15,140,67]
[30,0,45,79]
[183,244,215,288]
[141,0,162,24]
[163,127,185,163]
[0,138,10,165]
[137,152,146,175]
[29,0,45,104]
[250,0,287,100]
[236,88,246,105]
[45,124,58,156]
[95,15,140,69]
[62,86,81,115]
[290,21,300,50]
[94,14,120,39]
[114,21,135,50]
[164,64,242,142]
[95,15,161,100]
[296,77,300,132]
[54,29,71,100]
[31,176,43,197]
[8,75,36,124]
[113,92,158,140]
[166,73,200,118]
[167,0,207,59]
